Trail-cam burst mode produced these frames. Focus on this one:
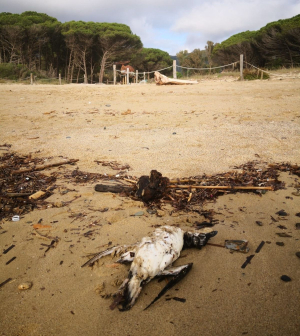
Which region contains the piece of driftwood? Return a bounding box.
[29,190,46,200]
[12,159,79,175]
[154,72,198,85]
[94,182,133,193]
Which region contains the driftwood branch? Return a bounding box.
[154,72,198,85]
[94,182,133,193]
[12,159,79,175]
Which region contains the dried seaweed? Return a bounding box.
[94,160,131,172]
[0,151,74,221]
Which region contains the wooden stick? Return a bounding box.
[12,159,79,175]
[4,192,32,197]
[168,185,273,190]
[123,178,137,184]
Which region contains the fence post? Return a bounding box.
[144,72,145,81]
[136,70,138,83]
[126,67,129,85]
[173,60,177,79]
[113,64,116,85]
[59,73,61,85]
[261,70,263,80]
[30,73,33,85]
[240,54,244,81]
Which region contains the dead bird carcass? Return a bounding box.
[81,225,217,311]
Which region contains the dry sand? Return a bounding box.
[0,78,299,336]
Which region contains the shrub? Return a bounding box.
[243,68,270,80]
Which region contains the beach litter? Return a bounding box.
[225,240,249,253]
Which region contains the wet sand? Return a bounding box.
[0,79,299,336]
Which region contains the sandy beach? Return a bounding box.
[0,78,299,336]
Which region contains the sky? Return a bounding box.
[1,0,300,55]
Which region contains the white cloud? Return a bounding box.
[172,0,300,46]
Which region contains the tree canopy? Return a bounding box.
[131,48,172,73]
[0,12,143,82]
[213,14,300,67]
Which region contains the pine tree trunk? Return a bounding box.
[99,51,108,83]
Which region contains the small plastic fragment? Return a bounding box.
[133,211,144,216]
[12,215,20,222]
[225,240,249,253]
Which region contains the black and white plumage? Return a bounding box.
[82,225,217,311]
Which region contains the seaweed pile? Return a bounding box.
[1,147,299,221]
[167,161,288,211]
[0,150,79,221]
[0,152,57,221]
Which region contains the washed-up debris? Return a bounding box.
[94,160,131,172]
[276,242,284,246]
[0,278,12,288]
[277,225,287,229]
[18,281,33,290]
[225,240,249,253]
[276,233,292,237]
[65,168,106,184]
[280,275,291,282]
[0,151,78,221]
[154,71,198,85]
[256,221,263,226]
[12,215,20,222]
[0,144,12,151]
[255,241,265,253]
[194,220,218,229]
[94,161,296,212]
[95,181,132,194]
[131,211,144,217]
[147,208,157,215]
[296,252,300,259]
[33,224,52,230]
[276,210,288,216]
[6,256,16,265]
[136,170,169,202]
[3,244,15,254]
[241,255,255,269]
[172,297,186,303]
[296,213,300,217]
[295,223,300,230]
[41,239,58,254]
[82,225,217,311]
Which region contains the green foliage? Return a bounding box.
[258,14,300,35]
[213,30,257,54]
[0,63,30,79]
[213,14,300,68]
[243,68,270,80]
[176,71,183,78]
[0,11,58,27]
[131,48,172,72]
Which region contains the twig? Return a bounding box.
[168,185,273,190]
[3,193,32,197]
[12,159,79,175]
[33,229,59,242]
